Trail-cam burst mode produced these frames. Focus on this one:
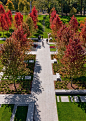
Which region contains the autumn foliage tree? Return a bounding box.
[25,15,34,36]
[0,38,30,90]
[14,12,23,28]
[50,12,62,37]
[30,6,38,29]
[50,7,56,25]
[0,26,32,90]
[59,36,85,87]
[7,10,13,22]
[69,15,79,32]
[80,25,86,48]
[0,4,5,15]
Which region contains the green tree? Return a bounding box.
[6,0,15,10]
[34,0,58,18]
[25,15,34,35]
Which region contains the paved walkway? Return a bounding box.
[31,39,58,121]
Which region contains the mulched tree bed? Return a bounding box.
[54,76,86,90]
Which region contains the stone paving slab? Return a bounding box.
[53,75,57,80]
[0,94,34,104]
[73,96,79,102]
[80,96,86,102]
[61,96,69,102]
[57,96,60,102]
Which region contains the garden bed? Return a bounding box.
[54,78,86,90]
[0,54,36,94]
[50,44,56,52]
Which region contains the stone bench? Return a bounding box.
[26,102,35,121]
[56,73,61,81]
[29,60,34,63]
[25,76,31,80]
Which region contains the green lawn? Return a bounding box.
[0,104,14,121]
[14,106,28,121]
[57,102,86,121]
[31,15,51,38]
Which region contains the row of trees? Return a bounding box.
[0,5,38,90]
[1,0,86,16]
[50,8,86,86]
[0,4,38,37]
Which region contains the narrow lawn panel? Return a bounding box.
[57,102,86,121]
[14,106,28,121]
[0,104,14,121]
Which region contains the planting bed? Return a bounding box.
[14,106,28,121]
[50,44,56,52]
[0,54,36,94]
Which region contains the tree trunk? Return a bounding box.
[14,80,17,91]
[71,78,72,87]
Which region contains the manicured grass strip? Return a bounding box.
[50,48,56,51]
[57,102,86,121]
[0,104,14,121]
[14,106,28,121]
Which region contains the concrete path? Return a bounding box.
[31,39,58,121]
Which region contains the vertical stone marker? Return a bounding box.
[80,96,86,102]
[70,96,73,102]
[73,96,79,102]
[57,96,60,102]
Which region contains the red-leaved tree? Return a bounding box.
[0,14,9,37]
[60,36,85,87]
[80,25,86,48]
[7,10,13,22]
[4,13,11,31]
[30,6,38,29]
[0,4,5,15]
[50,7,56,25]
[11,25,31,50]
[14,12,23,28]
[69,15,79,32]
[50,14,62,37]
